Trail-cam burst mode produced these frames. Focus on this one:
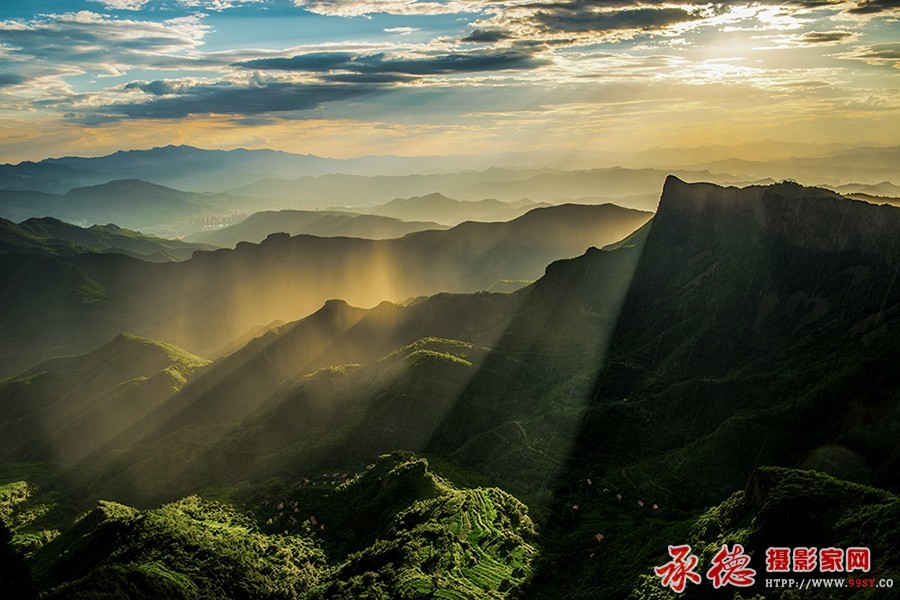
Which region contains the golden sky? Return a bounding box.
[0,1,898,163]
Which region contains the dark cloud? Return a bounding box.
[529,6,702,34]
[92,79,391,120]
[799,31,854,44]
[462,0,885,45]
[850,43,900,60]
[461,29,511,43]
[836,42,900,69]
[321,73,417,83]
[0,74,28,88]
[523,0,841,7]
[239,51,354,71]
[847,0,900,15]
[235,49,548,75]
[125,80,179,95]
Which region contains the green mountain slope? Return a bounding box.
[31,496,324,599]
[0,334,209,465]
[5,453,536,599]
[19,217,216,260]
[3,216,216,261]
[78,294,520,503]
[0,217,57,254]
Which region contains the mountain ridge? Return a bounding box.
[186,209,448,247]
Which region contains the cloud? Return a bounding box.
[0,12,208,67]
[461,29,510,43]
[124,80,180,95]
[462,1,723,46]
[0,74,28,88]
[0,10,219,99]
[528,6,703,34]
[2,0,897,154]
[846,0,900,15]
[288,0,890,23]
[176,0,269,10]
[835,42,900,68]
[322,73,417,83]
[384,26,420,35]
[90,77,394,120]
[235,48,548,74]
[797,30,856,45]
[88,0,269,11]
[294,0,476,17]
[88,0,151,10]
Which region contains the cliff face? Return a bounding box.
[527,177,900,598]
[658,175,900,258]
[549,176,900,506]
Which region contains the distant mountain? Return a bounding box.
[0,160,103,194]
[0,202,652,376]
[670,146,900,187]
[0,179,253,230]
[231,167,734,210]
[0,145,559,194]
[0,145,388,193]
[833,180,900,197]
[0,189,66,223]
[39,145,345,192]
[363,192,549,225]
[186,209,447,247]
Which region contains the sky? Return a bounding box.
[0,0,897,163]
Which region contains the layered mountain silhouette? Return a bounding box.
[361,192,549,225]
[1,145,551,192]
[0,179,250,230]
[232,167,733,210]
[186,208,447,247]
[0,145,728,204]
[0,202,650,377]
[0,176,897,598]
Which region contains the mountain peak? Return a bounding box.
[65,178,182,195]
[656,177,900,257]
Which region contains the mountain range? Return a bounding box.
[186,209,447,247]
[0,202,651,377]
[0,146,493,193]
[0,179,253,232]
[4,144,896,196]
[358,192,549,225]
[0,176,897,598]
[229,167,731,210]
